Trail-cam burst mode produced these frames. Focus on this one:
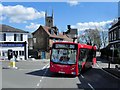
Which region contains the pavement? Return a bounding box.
[0,58,50,62]
[97,57,120,79]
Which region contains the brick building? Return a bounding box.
[108,17,120,63]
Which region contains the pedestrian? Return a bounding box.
[10,53,18,69]
[14,52,18,62]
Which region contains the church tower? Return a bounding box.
[45,10,54,27]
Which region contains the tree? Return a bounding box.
[99,27,109,48]
[78,28,102,49]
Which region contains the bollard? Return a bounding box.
[9,58,17,69]
[9,61,13,67]
[12,61,16,68]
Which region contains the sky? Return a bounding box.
[0,1,119,34]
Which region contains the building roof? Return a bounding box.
[109,18,120,30]
[69,29,78,35]
[0,24,29,33]
[33,25,72,41]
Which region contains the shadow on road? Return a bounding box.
[77,67,120,89]
[26,68,76,78]
[96,57,109,63]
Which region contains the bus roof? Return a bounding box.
[53,42,96,50]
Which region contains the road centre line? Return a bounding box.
[96,63,120,80]
[36,63,49,88]
[81,75,84,78]
[88,83,95,90]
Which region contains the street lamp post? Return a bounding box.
[112,45,114,63]
[108,45,114,69]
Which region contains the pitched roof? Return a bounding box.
[0,24,29,33]
[58,33,73,41]
[33,25,72,41]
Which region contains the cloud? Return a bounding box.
[0,4,45,23]
[0,16,6,21]
[25,23,40,32]
[67,0,79,6]
[71,20,113,32]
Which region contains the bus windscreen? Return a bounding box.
[51,44,77,64]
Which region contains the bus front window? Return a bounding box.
[51,49,76,64]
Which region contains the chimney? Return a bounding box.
[118,17,120,21]
[67,25,71,30]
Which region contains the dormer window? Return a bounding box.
[49,29,54,35]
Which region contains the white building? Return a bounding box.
[0,24,29,60]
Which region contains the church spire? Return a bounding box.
[52,9,54,19]
[45,10,47,18]
[45,10,54,27]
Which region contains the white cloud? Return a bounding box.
[0,4,45,23]
[67,0,79,6]
[25,23,40,32]
[71,20,113,32]
[0,16,6,21]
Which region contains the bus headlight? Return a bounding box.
[71,72,76,75]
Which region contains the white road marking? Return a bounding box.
[81,75,84,78]
[39,80,42,82]
[96,63,100,68]
[88,83,95,90]
[42,77,44,79]
[47,65,50,68]
[96,63,120,80]
[18,69,41,70]
[37,83,39,86]
[42,63,49,70]
[36,63,49,87]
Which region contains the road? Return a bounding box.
[2,59,120,90]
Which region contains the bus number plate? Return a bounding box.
[59,71,65,74]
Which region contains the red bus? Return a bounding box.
[50,42,96,76]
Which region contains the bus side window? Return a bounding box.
[87,49,93,62]
[79,49,88,62]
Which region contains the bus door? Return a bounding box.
[78,49,88,73]
[86,49,94,67]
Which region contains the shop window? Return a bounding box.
[2,51,7,56]
[19,51,24,56]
